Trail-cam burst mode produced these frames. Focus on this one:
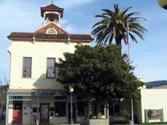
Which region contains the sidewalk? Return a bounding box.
[112,124,139,125]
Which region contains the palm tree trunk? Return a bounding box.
[115,37,122,54]
[115,37,122,46]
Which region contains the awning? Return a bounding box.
[7,89,68,101]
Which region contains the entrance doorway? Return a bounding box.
[13,101,22,124]
[40,103,49,124]
[68,103,77,123]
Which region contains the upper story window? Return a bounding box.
[47,58,56,78]
[23,57,32,78]
[46,28,57,34]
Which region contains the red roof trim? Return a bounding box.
[35,23,69,35]
[41,4,64,17]
[8,32,93,43]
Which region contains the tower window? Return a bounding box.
[45,13,59,22]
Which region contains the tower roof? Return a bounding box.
[41,4,64,18]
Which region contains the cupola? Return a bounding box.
[41,3,64,27]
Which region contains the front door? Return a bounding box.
[13,101,22,124]
[68,103,77,123]
[40,104,49,124]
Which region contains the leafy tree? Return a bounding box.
[0,79,9,109]
[92,4,146,46]
[56,45,143,117]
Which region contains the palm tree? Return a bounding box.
[92,4,146,46]
[92,4,146,124]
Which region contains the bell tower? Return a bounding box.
[40,1,64,27]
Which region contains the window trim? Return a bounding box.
[46,58,56,79]
[22,57,32,78]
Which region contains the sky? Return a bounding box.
[0,0,167,83]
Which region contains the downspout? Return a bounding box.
[6,48,11,125]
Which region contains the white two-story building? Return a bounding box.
[6,3,93,125]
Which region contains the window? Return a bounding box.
[55,102,66,116]
[23,57,32,78]
[46,28,57,34]
[47,58,56,78]
[45,13,59,22]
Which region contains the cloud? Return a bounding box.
[58,0,95,9]
[62,23,90,34]
[0,1,42,33]
[62,22,92,34]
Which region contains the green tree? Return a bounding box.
[56,45,143,117]
[92,4,146,46]
[92,4,146,122]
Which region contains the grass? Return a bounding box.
[140,122,167,125]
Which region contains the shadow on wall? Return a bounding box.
[33,74,64,90]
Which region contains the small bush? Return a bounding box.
[118,110,130,120]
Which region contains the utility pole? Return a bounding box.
[36,93,39,125]
[127,21,134,125]
[69,86,74,125]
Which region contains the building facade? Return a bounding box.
[6,3,93,125]
[138,85,167,123]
